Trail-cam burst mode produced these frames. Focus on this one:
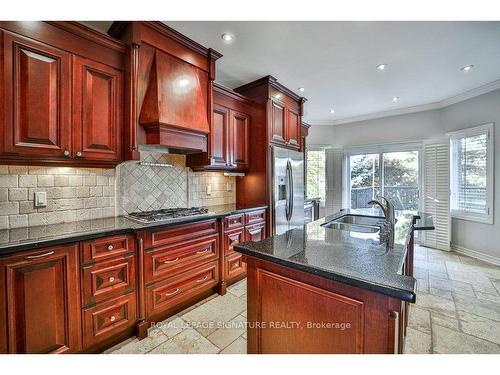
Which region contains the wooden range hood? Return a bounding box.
[109,21,222,155]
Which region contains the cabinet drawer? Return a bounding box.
[245,209,266,225]
[146,261,218,318]
[225,253,246,280]
[224,227,245,256]
[225,214,245,229]
[245,222,266,242]
[144,235,219,284]
[144,219,218,248]
[82,255,135,306]
[81,235,134,264]
[82,293,136,350]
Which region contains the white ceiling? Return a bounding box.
[84,21,500,126]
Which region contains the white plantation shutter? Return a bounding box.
[325,148,343,215]
[423,143,451,251]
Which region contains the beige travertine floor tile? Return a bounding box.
[227,279,247,297]
[182,293,246,336]
[156,315,188,338]
[111,327,169,354]
[414,267,429,279]
[408,306,431,334]
[431,312,460,331]
[453,293,500,321]
[475,291,500,304]
[414,246,428,261]
[416,278,429,293]
[415,260,447,274]
[148,328,220,354]
[207,315,247,350]
[415,293,457,318]
[458,255,500,270]
[220,336,247,354]
[458,311,500,345]
[405,327,432,354]
[428,288,453,300]
[432,325,499,354]
[429,276,475,296]
[445,261,498,292]
[427,249,461,263]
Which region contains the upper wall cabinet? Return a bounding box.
[234,75,307,151]
[0,22,126,167]
[109,22,222,156]
[186,83,255,172]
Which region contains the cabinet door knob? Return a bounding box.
[76,151,82,157]
[109,277,115,283]
[63,150,70,157]
[107,245,114,251]
[110,315,116,322]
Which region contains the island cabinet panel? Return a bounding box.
[245,256,404,354]
[1,31,71,157]
[0,244,81,354]
[72,56,123,162]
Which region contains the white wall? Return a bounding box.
[309,89,500,262]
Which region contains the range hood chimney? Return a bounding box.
[139,48,216,154]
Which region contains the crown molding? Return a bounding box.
[310,79,500,126]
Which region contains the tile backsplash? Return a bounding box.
[116,152,236,215]
[0,152,236,229]
[0,165,115,230]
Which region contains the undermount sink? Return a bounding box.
[321,214,386,234]
[332,214,386,226]
[323,222,380,233]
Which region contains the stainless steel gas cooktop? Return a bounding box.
[127,207,210,223]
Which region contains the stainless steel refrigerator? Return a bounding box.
[271,146,304,235]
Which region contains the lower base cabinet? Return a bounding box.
[0,244,82,354]
[82,292,137,349]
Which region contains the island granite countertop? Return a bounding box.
[234,209,434,303]
[0,204,267,256]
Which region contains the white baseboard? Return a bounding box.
[451,244,500,266]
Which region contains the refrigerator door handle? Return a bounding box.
[288,160,294,220]
[285,161,290,220]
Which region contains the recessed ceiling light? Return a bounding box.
[376,64,387,70]
[460,64,474,72]
[298,87,305,92]
[392,96,400,102]
[274,93,282,99]
[330,109,335,114]
[221,33,234,43]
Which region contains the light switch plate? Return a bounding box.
[206,185,211,196]
[226,182,232,192]
[34,191,47,207]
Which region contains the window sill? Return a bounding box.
[451,210,493,225]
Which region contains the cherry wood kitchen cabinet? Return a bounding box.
[0,21,126,167]
[0,244,82,354]
[219,208,267,294]
[187,83,255,172]
[72,56,123,162]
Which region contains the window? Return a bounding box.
[344,143,421,213]
[450,123,494,224]
[306,149,326,205]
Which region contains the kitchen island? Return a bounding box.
[234,209,434,354]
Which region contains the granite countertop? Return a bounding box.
[0,204,267,256]
[234,209,434,303]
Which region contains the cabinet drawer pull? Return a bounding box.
[163,257,179,264]
[110,315,116,322]
[109,277,115,283]
[25,251,55,260]
[107,245,114,251]
[165,288,180,296]
[196,275,208,283]
[230,239,239,246]
[196,248,209,254]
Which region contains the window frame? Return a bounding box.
[448,123,495,225]
[305,147,327,207]
[342,142,423,212]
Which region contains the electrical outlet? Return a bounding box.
[226,182,232,192]
[206,185,211,196]
[34,191,47,208]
